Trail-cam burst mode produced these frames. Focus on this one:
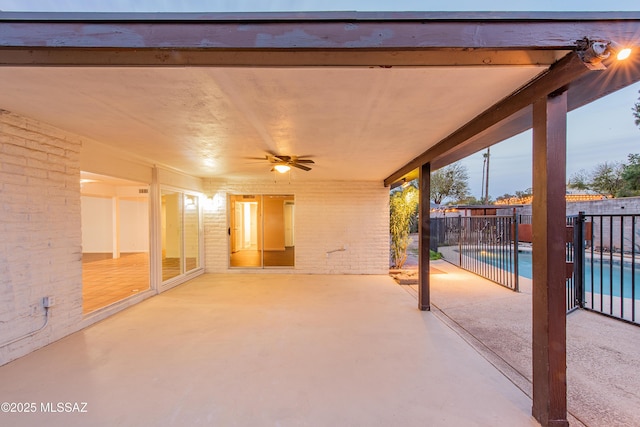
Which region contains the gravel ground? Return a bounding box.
[393,237,640,427]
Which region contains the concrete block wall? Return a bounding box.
[203,179,389,274]
[563,198,640,252]
[518,198,640,251]
[0,110,83,365]
[517,197,640,217]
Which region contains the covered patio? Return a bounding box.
[2,12,640,427]
[0,274,538,426]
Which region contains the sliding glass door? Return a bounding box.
[161,189,201,282]
[229,194,294,268]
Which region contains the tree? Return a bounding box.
[568,161,624,197]
[568,170,590,191]
[389,185,419,269]
[515,187,533,199]
[453,195,485,205]
[592,162,625,196]
[620,153,640,196]
[430,162,470,205]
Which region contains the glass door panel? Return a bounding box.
[161,190,183,281]
[184,194,200,272]
[229,194,294,268]
[229,195,262,267]
[264,195,295,267]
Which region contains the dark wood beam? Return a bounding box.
[0,49,562,67]
[418,162,431,311]
[1,13,639,65]
[1,14,638,50]
[531,91,569,427]
[1,11,639,21]
[431,49,640,170]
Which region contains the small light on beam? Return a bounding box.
[617,47,632,61]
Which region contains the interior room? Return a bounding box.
[229,194,295,268]
[81,172,150,313]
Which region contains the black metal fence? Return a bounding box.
[566,215,581,313]
[433,211,640,324]
[432,215,519,291]
[575,212,640,325]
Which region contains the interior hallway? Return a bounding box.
[0,274,538,426]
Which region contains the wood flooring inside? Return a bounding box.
[82,252,150,314]
[229,247,295,267]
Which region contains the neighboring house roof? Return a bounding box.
[0,12,638,183]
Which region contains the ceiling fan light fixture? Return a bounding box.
[274,164,291,173]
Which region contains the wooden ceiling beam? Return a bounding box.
[1,12,639,54]
[0,49,564,67]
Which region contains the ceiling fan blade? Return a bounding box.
[291,163,312,171]
[294,159,315,164]
[273,155,291,163]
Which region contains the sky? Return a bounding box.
[1,0,639,198]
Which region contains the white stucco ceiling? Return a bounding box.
[0,65,547,182]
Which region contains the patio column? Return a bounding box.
[531,91,569,427]
[418,162,431,311]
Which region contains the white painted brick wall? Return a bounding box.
[202,179,390,274]
[0,110,83,366]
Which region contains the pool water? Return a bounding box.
[517,251,640,298]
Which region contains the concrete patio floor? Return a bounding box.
[404,260,640,427]
[0,274,539,426]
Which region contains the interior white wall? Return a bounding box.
[81,196,114,253]
[119,199,149,252]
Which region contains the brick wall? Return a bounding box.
[0,110,83,365]
[203,179,389,274]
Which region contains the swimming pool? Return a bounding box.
[516,251,639,298]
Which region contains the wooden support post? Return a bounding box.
[419,162,431,311]
[531,91,569,427]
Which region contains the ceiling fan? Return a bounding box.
[265,154,315,172]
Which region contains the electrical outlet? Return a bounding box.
[43,296,56,308]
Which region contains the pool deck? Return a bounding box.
[404,259,640,427]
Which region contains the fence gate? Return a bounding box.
[575,212,639,325]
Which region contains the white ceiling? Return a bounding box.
[0,65,547,182]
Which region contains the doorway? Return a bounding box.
[229,194,294,268]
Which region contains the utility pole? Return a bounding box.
[481,155,486,202]
[483,147,490,204]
